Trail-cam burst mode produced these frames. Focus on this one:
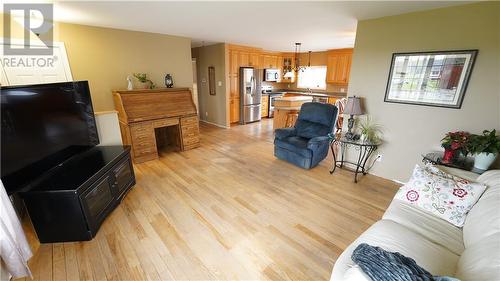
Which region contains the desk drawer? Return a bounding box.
[153,118,179,128]
[130,123,153,137]
[181,116,198,126]
[183,136,200,146]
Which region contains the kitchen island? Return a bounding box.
[273,96,313,130]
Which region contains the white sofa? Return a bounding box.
[330,168,500,281]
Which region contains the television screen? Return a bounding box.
[1,81,99,193]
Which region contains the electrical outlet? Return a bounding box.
[205,112,208,117]
[376,154,383,162]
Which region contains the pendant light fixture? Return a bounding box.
[284,43,311,78]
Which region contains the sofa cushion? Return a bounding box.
[394,165,487,227]
[330,220,460,281]
[383,200,464,255]
[274,136,312,158]
[455,234,500,281]
[463,170,500,248]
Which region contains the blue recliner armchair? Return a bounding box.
[274,102,338,169]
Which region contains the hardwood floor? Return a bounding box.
[20,119,399,281]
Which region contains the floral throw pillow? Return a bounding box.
[395,165,487,227]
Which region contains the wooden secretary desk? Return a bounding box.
[113,88,200,163]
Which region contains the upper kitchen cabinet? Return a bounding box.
[280,54,295,83]
[249,52,260,67]
[229,50,240,76]
[261,53,279,69]
[326,48,353,84]
[239,52,249,68]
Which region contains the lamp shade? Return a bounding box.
[343,96,364,115]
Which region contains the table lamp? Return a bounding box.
[343,96,364,140]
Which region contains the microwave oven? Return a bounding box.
[263,69,279,82]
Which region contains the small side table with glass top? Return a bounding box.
[421,152,482,174]
[329,135,380,183]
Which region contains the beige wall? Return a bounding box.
[348,2,500,182]
[192,44,228,127]
[1,14,193,111]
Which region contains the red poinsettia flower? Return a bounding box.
[451,141,460,150]
[453,188,468,198]
[406,190,419,202]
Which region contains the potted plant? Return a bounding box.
[133,73,155,89]
[441,131,469,163]
[467,129,500,172]
[358,115,383,143]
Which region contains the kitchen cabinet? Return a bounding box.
[326,49,353,84]
[279,55,295,83]
[327,97,338,105]
[276,56,283,82]
[239,52,249,67]
[229,75,238,98]
[261,54,279,69]
[229,50,239,76]
[249,52,260,67]
[230,96,240,123]
[229,74,239,123]
[261,95,269,118]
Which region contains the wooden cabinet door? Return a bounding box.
[230,50,239,76]
[340,53,352,84]
[249,53,260,67]
[326,54,339,83]
[239,51,249,67]
[262,55,271,68]
[271,55,279,68]
[229,75,238,98]
[326,49,353,84]
[276,56,283,82]
[230,97,240,123]
[261,95,269,117]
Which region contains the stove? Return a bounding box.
[262,86,284,118]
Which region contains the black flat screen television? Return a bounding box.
[1,81,99,193]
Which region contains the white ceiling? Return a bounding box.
[46,1,474,52]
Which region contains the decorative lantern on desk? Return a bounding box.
[165,74,174,88]
[343,96,365,140]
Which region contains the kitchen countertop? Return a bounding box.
[267,90,347,98]
[274,96,313,102]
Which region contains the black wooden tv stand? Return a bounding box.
[20,145,135,243]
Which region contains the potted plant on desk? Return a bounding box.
[467,130,500,172]
[133,73,155,89]
[441,131,470,163]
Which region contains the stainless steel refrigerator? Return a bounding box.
[239,67,262,124]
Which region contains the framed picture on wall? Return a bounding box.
[208,66,216,96]
[384,50,478,109]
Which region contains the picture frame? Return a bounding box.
[384,50,478,109]
[208,66,216,96]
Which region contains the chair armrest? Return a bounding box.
[307,136,330,149]
[275,127,297,140]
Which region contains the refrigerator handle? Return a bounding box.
[251,75,256,96]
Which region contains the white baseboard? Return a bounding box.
[199,119,230,129]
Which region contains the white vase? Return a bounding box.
[473,152,498,171]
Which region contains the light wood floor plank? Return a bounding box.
[17,119,399,281]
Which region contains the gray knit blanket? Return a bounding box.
[351,243,459,281]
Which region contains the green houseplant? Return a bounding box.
[467,129,500,171]
[358,115,383,143]
[133,73,155,89]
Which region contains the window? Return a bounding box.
[297,66,327,90]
